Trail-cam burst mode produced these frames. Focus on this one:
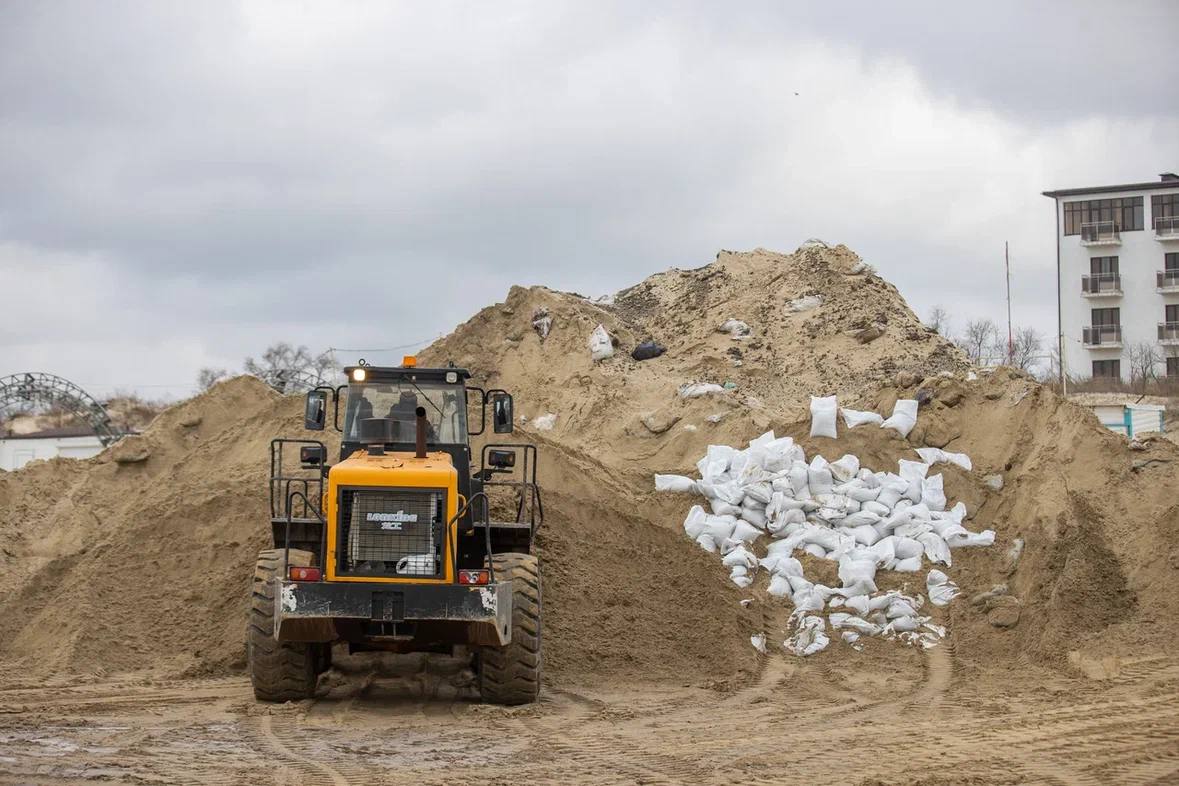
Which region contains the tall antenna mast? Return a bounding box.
[1005,241,1014,365]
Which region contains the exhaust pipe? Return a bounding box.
[414,406,427,458]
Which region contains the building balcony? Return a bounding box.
[1158,270,1179,293]
[1083,325,1122,348]
[1155,216,1179,241]
[1081,273,1122,297]
[1080,221,1120,246]
[1160,322,1179,345]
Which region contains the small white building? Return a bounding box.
[0,426,104,471]
[1069,393,1167,439]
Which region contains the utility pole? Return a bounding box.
[1005,241,1014,365]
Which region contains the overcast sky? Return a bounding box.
[2,1,1177,399]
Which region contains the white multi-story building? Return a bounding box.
[1044,173,1179,383]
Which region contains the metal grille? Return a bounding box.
[338,489,444,577]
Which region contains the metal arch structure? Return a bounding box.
[0,372,123,447]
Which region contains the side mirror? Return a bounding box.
[492,393,514,434]
[488,448,516,469]
[300,444,326,469]
[304,390,327,431]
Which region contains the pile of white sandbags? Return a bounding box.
[654,395,994,656]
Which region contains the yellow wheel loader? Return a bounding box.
[248,359,543,704]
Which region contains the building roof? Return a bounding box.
[0,425,100,440]
[1043,173,1179,199]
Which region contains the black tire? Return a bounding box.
[477,552,542,705]
[248,548,318,702]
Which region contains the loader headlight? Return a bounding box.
[351,368,367,382]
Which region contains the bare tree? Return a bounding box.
[955,319,998,364]
[197,368,230,392]
[244,343,338,393]
[926,306,950,336]
[1007,326,1044,372]
[1127,341,1161,392]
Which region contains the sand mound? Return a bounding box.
[2,243,1175,687]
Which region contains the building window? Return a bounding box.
[1168,357,1179,378]
[1090,256,1119,275]
[1167,304,1179,324]
[1091,307,1120,326]
[1092,359,1121,378]
[1063,197,1144,235]
[1152,193,1179,223]
[1167,253,1179,272]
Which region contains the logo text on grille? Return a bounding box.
[366,510,418,531]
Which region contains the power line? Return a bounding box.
[328,337,438,354]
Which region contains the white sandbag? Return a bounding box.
[588,324,614,361]
[731,520,763,543]
[828,613,883,636]
[719,318,752,339]
[701,514,737,545]
[697,445,735,481]
[788,461,812,498]
[744,482,773,505]
[712,480,745,506]
[845,485,881,504]
[787,574,813,594]
[741,508,767,529]
[840,408,884,428]
[863,500,891,517]
[792,589,826,613]
[788,294,823,313]
[838,556,878,594]
[886,598,919,619]
[785,615,829,656]
[762,554,804,577]
[841,511,882,529]
[915,447,973,472]
[748,430,776,449]
[868,537,897,565]
[709,499,743,517]
[730,566,753,588]
[767,574,792,597]
[722,545,758,569]
[750,633,767,654]
[809,395,838,439]
[844,594,871,616]
[807,456,834,495]
[654,474,696,493]
[891,536,924,560]
[946,529,995,548]
[868,592,899,612]
[829,454,860,482]
[921,474,947,512]
[842,630,863,649]
[887,615,921,633]
[881,399,918,437]
[849,524,881,546]
[803,543,827,559]
[893,556,923,572]
[927,569,961,606]
[683,505,708,539]
[679,382,727,398]
[694,533,717,552]
[917,532,952,566]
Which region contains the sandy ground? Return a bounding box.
[3,647,1178,786]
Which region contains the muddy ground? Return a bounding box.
[3,646,1178,786]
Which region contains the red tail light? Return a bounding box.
[289,566,321,581]
[458,569,490,585]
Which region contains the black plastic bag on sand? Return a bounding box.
[632,341,666,361]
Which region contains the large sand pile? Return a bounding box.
[1,243,1175,687]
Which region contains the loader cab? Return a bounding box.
[301,361,518,524]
